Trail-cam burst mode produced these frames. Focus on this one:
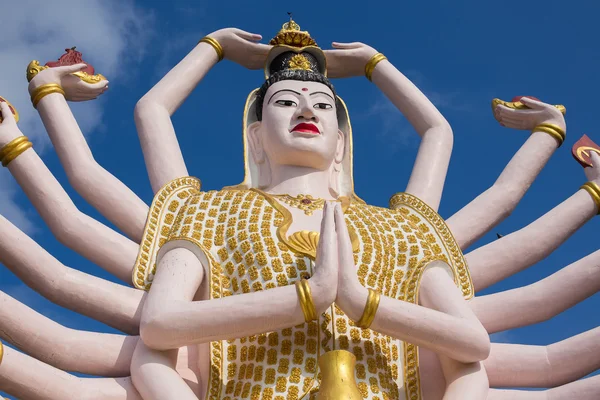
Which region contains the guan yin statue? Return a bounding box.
[0,17,599,400]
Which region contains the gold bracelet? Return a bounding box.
[532,123,566,147]
[356,288,380,329]
[581,181,600,214]
[0,339,3,365]
[365,53,387,81]
[30,83,65,108]
[295,279,317,322]
[199,36,224,62]
[0,136,32,167]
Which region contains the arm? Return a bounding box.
[135,28,268,192]
[29,65,148,242]
[140,202,338,350]
[0,345,141,400]
[334,206,490,363]
[0,214,143,334]
[0,291,136,377]
[471,249,600,333]
[447,97,566,249]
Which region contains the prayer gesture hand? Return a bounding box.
[208,28,271,70]
[311,202,339,313]
[29,63,108,102]
[323,42,379,79]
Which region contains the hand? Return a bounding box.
[494,97,566,132]
[310,202,339,313]
[0,102,24,147]
[323,42,379,79]
[334,203,368,321]
[208,28,271,70]
[29,63,108,102]
[584,152,600,183]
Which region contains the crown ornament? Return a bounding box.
[269,13,317,48]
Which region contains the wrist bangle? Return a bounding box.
[0,339,3,365]
[30,83,65,109]
[0,136,32,167]
[356,288,380,329]
[199,36,224,62]
[365,53,387,81]
[295,278,317,322]
[581,181,600,214]
[532,123,566,147]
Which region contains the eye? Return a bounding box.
[314,103,333,110]
[275,100,297,107]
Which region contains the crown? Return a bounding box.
[269,14,317,48]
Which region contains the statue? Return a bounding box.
[0,16,599,400]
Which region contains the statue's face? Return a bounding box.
[255,79,343,171]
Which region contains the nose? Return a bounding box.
[296,101,318,122]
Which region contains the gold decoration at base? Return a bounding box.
[72,71,107,84]
[295,278,317,322]
[492,98,566,115]
[365,53,387,81]
[273,193,326,215]
[581,181,600,214]
[532,123,566,146]
[289,53,312,71]
[315,350,363,400]
[355,288,380,329]
[30,83,65,108]
[199,36,224,61]
[0,136,32,167]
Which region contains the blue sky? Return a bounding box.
[1,0,599,395]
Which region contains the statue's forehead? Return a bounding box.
[266,79,333,97]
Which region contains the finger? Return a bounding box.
[334,204,354,267]
[316,202,336,266]
[234,29,262,41]
[518,96,547,110]
[0,102,16,124]
[85,80,109,90]
[589,151,600,167]
[55,63,88,76]
[331,42,363,49]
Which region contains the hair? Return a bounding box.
[254,51,336,121]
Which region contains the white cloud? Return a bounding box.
[0,0,153,231]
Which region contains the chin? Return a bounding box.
[273,145,333,170]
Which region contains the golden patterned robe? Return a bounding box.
[133,177,473,400]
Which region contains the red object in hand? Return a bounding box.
[45,47,95,75]
[572,135,600,168]
[511,96,541,103]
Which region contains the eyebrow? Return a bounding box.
[267,89,301,104]
[310,91,335,101]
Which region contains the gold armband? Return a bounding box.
[30,83,65,108]
[356,288,380,329]
[295,278,317,322]
[532,123,565,147]
[199,36,224,62]
[365,53,387,81]
[581,181,600,214]
[0,136,33,167]
[0,339,3,365]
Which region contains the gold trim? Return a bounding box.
[131,176,202,289]
[581,181,600,214]
[0,136,32,167]
[532,123,565,147]
[296,278,317,322]
[492,98,566,115]
[365,53,387,81]
[26,60,49,82]
[26,60,106,84]
[355,288,380,329]
[72,71,107,84]
[0,339,4,365]
[30,83,65,108]
[199,36,224,62]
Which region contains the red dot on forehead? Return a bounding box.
[302,87,309,91]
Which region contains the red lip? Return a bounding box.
[291,122,320,134]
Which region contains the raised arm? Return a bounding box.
[0,103,137,283]
[139,202,338,350]
[447,97,566,249]
[134,28,269,192]
[326,43,453,210]
[27,62,148,242]
[466,152,600,291]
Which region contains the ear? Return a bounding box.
[334,129,345,168]
[248,121,265,164]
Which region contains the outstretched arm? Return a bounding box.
[134,28,269,192]
[28,64,148,242]
[447,97,566,249]
[0,106,137,283]
[467,153,600,291]
[326,43,453,210]
[140,202,338,350]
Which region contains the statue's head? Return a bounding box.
[230,18,362,201]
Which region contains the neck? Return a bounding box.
[265,165,335,200]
